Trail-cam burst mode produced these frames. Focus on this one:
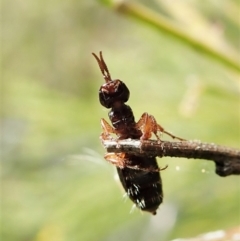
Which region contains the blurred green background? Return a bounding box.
[2,0,240,240]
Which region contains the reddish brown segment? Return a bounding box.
[93,51,186,215]
[92,52,112,83]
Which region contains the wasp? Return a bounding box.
[92,52,185,215]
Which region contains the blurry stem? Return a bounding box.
[102,139,240,177]
[99,0,240,73]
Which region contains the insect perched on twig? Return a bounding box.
[92,51,185,215]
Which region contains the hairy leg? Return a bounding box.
[136,112,186,142]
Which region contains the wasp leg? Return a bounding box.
[104,152,164,172]
[136,112,161,142]
[100,118,118,141]
[136,112,186,142]
[156,123,186,141]
[104,153,127,168]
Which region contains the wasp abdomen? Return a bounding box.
[117,156,163,215]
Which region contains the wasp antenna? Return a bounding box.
[99,51,111,81]
[92,51,112,83]
[92,52,103,73]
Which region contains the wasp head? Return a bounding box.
[93,52,130,109]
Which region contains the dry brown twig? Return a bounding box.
[102,139,240,177]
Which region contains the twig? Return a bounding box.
[97,0,240,73]
[102,139,240,177]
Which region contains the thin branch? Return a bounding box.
[97,0,240,73]
[102,139,240,177]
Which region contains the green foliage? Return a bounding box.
[2,0,239,240]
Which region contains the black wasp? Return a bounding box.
[92,52,185,215]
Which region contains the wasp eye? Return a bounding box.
[99,79,130,108]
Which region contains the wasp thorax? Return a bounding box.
[99,79,130,108]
